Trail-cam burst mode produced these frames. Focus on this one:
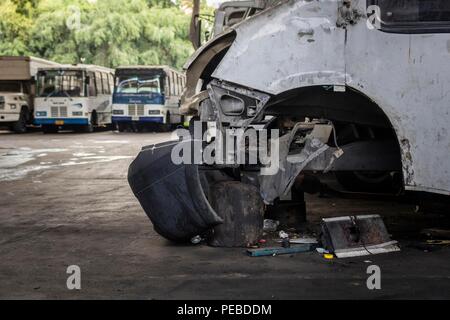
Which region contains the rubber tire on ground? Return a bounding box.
[42,125,58,134]
[12,108,28,133]
[208,181,265,247]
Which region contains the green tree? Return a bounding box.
[0,0,32,55]
[1,0,196,69]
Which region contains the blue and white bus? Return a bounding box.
[112,66,185,132]
[34,64,114,133]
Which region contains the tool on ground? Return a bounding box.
[321,214,400,258]
[247,244,317,257]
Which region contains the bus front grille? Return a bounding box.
[59,107,68,117]
[51,107,59,117]
[50,106,68,117]
[128,104,136,116]
[137,104,144,116]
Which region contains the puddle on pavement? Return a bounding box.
[0,146,132,182]
[0,148,68,169]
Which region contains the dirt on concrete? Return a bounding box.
[0,130,449,299]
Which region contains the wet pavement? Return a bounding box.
[0,129,449,299]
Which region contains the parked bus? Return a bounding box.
[0,56,60,133]
[34,64,114,133]
[112,66,185,132]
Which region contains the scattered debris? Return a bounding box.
[426,240,450,246]
[281,238,290,248]
[321,214,400,258]
[323,253,334,260]
[421,228,450,240]
[247,244,317,257]
[263,219,279,232]
[190,235,202,244]
[316,247,328,254]
[279,230,289,239]
[278,238,318,245]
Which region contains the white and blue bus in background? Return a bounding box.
[34,64,114,133]
[112,66,185,132]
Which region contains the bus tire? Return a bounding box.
[117,122,126,132]
[12,107,28,133]
[80,112,96,133]
[42,125,58,134]
[334,171,401,193]
[161,112,172,132]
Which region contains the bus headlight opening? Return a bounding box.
[72,111,83,116]
[36,111,47,117]
[113,110,124,115]
[148,110,160,115]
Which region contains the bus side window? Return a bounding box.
[88,72,96,96]
[164,73,170,96]
[170,72,175,96]
[95,72,103,95]
[102,73,110,95]
[108,73,114,93]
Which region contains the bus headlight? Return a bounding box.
[148,110,160,115]
[9,104,17,110]
[36,111,47,117]
[72,111,83,116]
[113,109,124,115]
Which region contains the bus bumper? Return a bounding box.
[112,116,164,123]
[128,140,223,241]
[34,118,89,125]
[0,113,21,122]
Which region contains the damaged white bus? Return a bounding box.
[128,0,450,243]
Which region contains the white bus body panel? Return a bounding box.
[210,0,450,195]
[34,95,112,125]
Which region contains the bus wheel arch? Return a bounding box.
[91,110,98,126]
[263,85,405,193]
[165,111,171,124]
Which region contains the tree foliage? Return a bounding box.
[0,0,197,69]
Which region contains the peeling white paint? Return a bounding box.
[209,0,450,195]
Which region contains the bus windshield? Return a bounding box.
[116,75,161,95]
[37,70,85,98]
